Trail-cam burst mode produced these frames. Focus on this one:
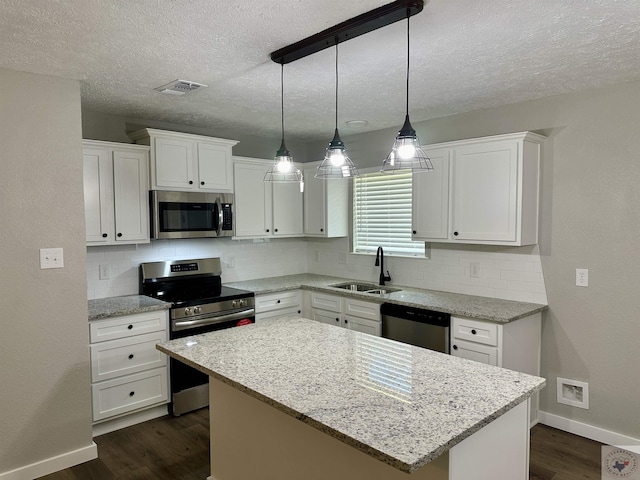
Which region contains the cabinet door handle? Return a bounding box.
[297,310,301,314]
[200,181,205,185]
[266,228,270,232]
[320,228,324,232]
[117,233,123,237]
[335,318,340,323]
[102,233,108,238]
[453,345,458,350]
[412,230,417,235]
[128,354,134,360]
[189,180,194,185]
[344,319,348,324]
[453,231,459,236]
[274,228,278,233]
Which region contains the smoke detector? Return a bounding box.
[154,79,207,96]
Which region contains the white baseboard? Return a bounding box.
[0,443,97,480]
[92,404,168,437]
[539,410,640,447]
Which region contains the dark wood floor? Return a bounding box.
[40,409,603,479]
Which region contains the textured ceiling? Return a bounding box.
[1,0,640,142]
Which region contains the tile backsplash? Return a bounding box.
[87,237,547,305]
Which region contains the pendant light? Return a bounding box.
[315,41,359,179]
[381,9,433,173]
[264,63,304,190]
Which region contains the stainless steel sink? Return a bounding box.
[329,282,401,295]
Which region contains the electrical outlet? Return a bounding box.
[40,248,64,269]
[470,262,480,278]
[576,268,589,287]
[99,264,111,280]
[226,256,236,269]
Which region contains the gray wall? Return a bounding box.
[311,80,640,438]
[0,69,93,473]
[82,109,309,161]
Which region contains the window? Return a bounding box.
[352,170,425,257]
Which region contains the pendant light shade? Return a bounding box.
[265,64,304,187]
[381,10,433,173]
[316,42,359,179]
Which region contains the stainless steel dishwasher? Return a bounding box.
[381,303,451,353]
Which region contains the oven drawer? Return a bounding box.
[91,367,169,422]
[255,290,301,313]
[90,331,168,382]
[90,310,168,343]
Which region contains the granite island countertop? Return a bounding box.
[157,317,545,473]
[88,295,171,321]
[227,273,547,323]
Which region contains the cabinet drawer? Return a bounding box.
[90,331,167,382]
[90,310,168,343]
[92,367,168,422]
[255,306,301,323]
[451,339,498,366]
[310,292,342,313]
[255,290,301,313]
[451,317,498,346]
[343,299,380,322]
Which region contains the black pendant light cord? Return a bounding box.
[280,63,285,141]
[335,39,339,130]
[405,9,410,117]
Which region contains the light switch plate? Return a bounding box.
[40,248,64,269]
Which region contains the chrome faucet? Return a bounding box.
[375,246,391,286]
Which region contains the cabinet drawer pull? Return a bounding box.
[274,228,278,232]
[266,228,270,232]
[127,325,133,330]
[335,318,340,323]
[344,319,348,324]
[128,354,134,360]
[453,231,459,236]
[102,233,108,238]
[188,180,194,185]
[471,329,477,335]
[453,345,458,350]
[277,300,281,304]
[129,391,135,397]
[117,232,123,237]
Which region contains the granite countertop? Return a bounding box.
[157,317,545,473]
[88,295,171,321]
[227,273,547,323]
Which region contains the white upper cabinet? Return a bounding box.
[83,140,150,246]
[412,131,544,246]
[233,156,303,238]
[129,128,238,192]
[303,165,348,238]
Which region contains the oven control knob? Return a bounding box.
[238,299,245,307]
[184,307,193,316]
[194,306,202,315]
[232,300,238,308]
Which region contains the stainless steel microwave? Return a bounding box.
[150,190,234,239]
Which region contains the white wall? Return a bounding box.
[0,69,95,477]
[87,238,308,299]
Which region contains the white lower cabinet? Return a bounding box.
[89,310,169,433]
[450,313,541,423]
[255,290,302,323]
[310,292,381,336]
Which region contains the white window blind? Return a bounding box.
[353,170,424,256]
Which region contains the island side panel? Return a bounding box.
[448,399,530,480]
[208,377,449,480]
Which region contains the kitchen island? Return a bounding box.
[157,317,545,480]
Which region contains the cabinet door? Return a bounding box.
[112,149,149,243]
[412,147,450,240]
[83,146,113,244]
[451,140,518,242]
[154,136,195,189]
[312,309,341,328]
[198,142,232,191]
[451,339,498,366]
[272,182,303,236]
[344,315,381,336]
[303,168,326,235]
[234,161,270,237]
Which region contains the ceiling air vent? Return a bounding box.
[154,79,207,96]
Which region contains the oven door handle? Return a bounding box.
[173,309,255,331]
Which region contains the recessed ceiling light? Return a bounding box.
[346,120,368,128]
[154,79,207,96]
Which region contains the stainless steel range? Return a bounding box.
[140,257,254,416]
